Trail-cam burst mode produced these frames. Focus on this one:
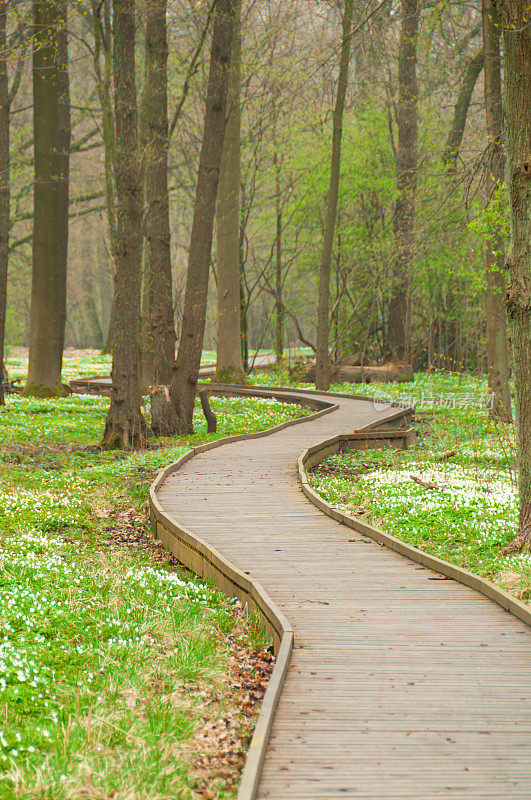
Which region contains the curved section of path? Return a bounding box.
[154,388,531,799]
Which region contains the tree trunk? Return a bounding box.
[26,0,69,397]
[140,0,175,390]
[216,0,245,384]
[387,0,420,363]
[495,0,531,550]
[442,48,484,168]
[0,2,8,407]
[240,226,249,370]
[166,0,234,434]
[315,0,353,390]
[483,0,512,422]
[57,0,70,363]
[274,173,283,364]
[91,0,117,355]
[102,293,115,354]
[102,0,149,449]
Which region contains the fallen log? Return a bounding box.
[340,353,366,367]
[303,363,414,384]
[410,475,441,490]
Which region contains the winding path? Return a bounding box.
[153,388,531,799]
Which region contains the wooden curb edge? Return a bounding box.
[148,387,341,800]
[298,425,531,629]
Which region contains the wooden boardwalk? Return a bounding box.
[69,354,278,395]
[155,389,531,799]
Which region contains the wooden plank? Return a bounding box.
[151,386,531,800]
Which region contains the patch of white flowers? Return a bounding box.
[315,458,530,574]
[0,514,219,767]
[0,350,313,773]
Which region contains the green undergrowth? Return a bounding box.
[298,370,529,604]
[0,353,311,798]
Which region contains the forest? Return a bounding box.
[0,0,530,797]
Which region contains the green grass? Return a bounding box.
[302,370,529,604]
[0,351,311,799]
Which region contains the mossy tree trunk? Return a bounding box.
[483,0,512,422]
[0,2,8,407]
[140,0,175,391]
[495,0,531,550]
[387,0,420,363]
[102,0,149,449]
[26,0,70,397]
[166,0,234,434]
[216,0,245,384]
[315,0,354,390]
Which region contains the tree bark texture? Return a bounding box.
[102,0,148,448]
[387,0,420,363]
[168,0,234,434]
[26,0,70,396]
[483,0,512,422]
[91,0,117,355]
[240,240,249,370]
[0,2,8,407]
[274,173,283,364]
[216,0,245,383]
[443,48,484,168]
[495,0,531,549]
[57,0,69,362]
[315,0,354,390]
[140,0,175,390]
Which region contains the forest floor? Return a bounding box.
[247,365,528,604]
[0,350,311,800]
[2,349,526,797]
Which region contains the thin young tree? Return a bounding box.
[315,0,354,390]
[387,0,420,363]
[482,0,511,422]
[0,1,8,407]
[216,0,245,384]
[494,0,531,551]
[273,142,283,364]
[102,0,149,448]
[140,0,175,389]
[443,48,484,168]
[25,0,70,397]
[162,0,235,434]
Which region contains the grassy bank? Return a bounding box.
[299,370,529,604]
[0,352,310,799]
